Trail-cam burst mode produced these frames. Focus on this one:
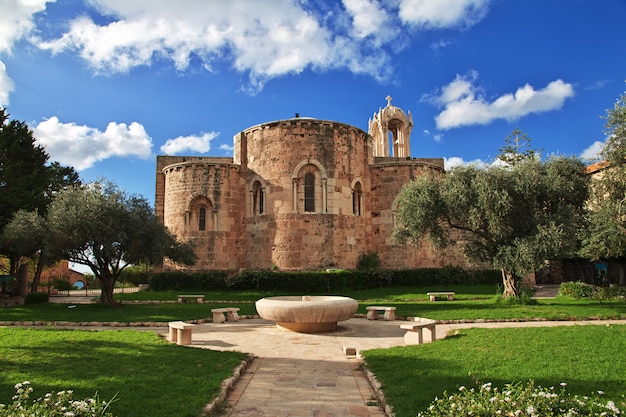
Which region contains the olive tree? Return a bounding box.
[581,88,626,262]
[393,157,589,297]
[46,180,197,304]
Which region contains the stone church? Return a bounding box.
[155,97,464,271]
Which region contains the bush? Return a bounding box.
[356,252,380,270]
[24,292,49,304]
[148,271,228,291]
[418,380,623,417]
[0,381,117,416]
[559,281,595,298]
[52,278,72,291]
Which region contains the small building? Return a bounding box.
[155,98,467,271]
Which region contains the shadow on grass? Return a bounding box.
[0,328,248,417]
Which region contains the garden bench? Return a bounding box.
[427,291,455,301]
[168,321,196,346]
[211,307,240,323]
[177,294,205,303]
[366,306,396,321]
[400,318,437,345]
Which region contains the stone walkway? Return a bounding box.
[165,316,626,417]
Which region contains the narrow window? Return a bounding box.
[199,207,206,231]
[304,173,315,212]
[353,183,362,216]
[259,187,264,214]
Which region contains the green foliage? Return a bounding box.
[497,127,542,166]
[559,281,626,299]
[356,252,380,270]
[23,292,49,304]
[148,270,228,291]
[147,267,501,293]
[417,380,622,417]
[52,278,72,291]
[394,156,589,297]
[559,281,595,298]
[45,180,197,304]
[0,382,116,417]
[581,87,626,260]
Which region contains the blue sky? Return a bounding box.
[1,0,625,205]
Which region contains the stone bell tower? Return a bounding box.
[368,96,413,158]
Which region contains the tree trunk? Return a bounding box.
[501,269,520,298]
[99,274,118,305]
[30,256,45,293]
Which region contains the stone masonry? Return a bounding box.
[155,98,468,271]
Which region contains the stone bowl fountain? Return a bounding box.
[255,295,359,333]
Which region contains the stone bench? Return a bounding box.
[427,291,455,301]
[400,318,437,345]
[366,306,396,321]
[168,321,196,346]
[211,307,240,323]
[177,294,205,303]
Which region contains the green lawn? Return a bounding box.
[362,325,626,417]
[2,286,625,417]
[0,327,248,417]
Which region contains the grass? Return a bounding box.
[362,325,626,417]
[2,285,625,416]
[0,327,248,417]
[0,301,258,323]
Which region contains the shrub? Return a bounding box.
[559,281,595,298]
[417,380,623,417]
[148,271,228,291]
[24,292,49,304]
[0,381,117,417]
[356,252,380,270]
[52,278,72,291]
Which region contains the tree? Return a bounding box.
[393,157,589,297]
[581,88,626,262]
[46,180,197,304]
[0,108,50,275]
[497,128,542,166]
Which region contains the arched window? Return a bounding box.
[304,172,315,212]
[252,180,265,215]
[199,207,206,231]
[353,182,363,216]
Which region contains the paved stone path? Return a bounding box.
[168,317,626,417]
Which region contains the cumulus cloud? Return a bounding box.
[160,132,219,155]
[426,72,575,129]
[581,140,604,161]
[31,0,495,92]
[399,0,491,29]
[444,156,491,170]
[219,143,234,153]
[0,60,14,106]
[33,117,153,170]
[0,0,50,54]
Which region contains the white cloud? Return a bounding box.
[342,0,399,47]
[33,0,493,92]
[219,143,234,153]
[0,60,14,106]
[160,132,219,155]
[0,0,51,54]
[430,72,575,129]
[33,117,153,170]
[581,140,604,161]
[399,0,491,29]
[38,0,388,91]
[444,156,489,170]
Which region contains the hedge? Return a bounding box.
[147,267,501,292]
